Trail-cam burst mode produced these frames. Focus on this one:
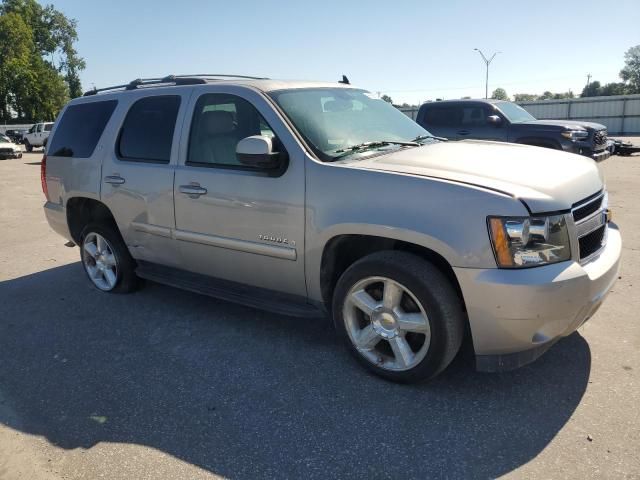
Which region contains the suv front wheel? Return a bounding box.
[80,223,140,293]
[332,251,465,383]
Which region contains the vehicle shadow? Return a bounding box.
[0,263,591,479]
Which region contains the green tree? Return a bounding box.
[490,88,508,100]
[0,0,85,122]
[600,82,628,96]
[620,45,640,93]
[552,90,574,99]
[514,93,538,102]
[580,81,601,97]
[380,94,393,103]
[0,12,32,119]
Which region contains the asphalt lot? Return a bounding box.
[0,146,639,480]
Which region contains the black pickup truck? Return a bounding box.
[416,99,610,162]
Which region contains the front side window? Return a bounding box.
[269,88,430,161]
[188,93,275,169]
[48,100,117,158]
[118,95,181,163]
[461,106,489,127]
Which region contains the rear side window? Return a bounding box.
[48,100,118,158]
[44,123,53,132]
[422,106,461,127]
[118,95,181,163]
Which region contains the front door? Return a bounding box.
[173,86,306,297]
[100,89,192,268]
[457,105,507,141]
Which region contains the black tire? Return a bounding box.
[79,222,140,294]
[332,251,465,383]
[25,141,33,152]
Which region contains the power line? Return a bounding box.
[377,71,615,94]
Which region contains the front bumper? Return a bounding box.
[454,225,621,372]
[562,141,610,162]
[591,149,610,162]
[0,151,22,159]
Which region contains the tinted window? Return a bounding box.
[118,96,180,163]
[461,106,489,127]
[48,101,117,158]
[44,123,53,132]
[188,94,276,169]
[423,106,461,127]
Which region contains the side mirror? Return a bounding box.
[487,115,502,126]
[236,135,281,169]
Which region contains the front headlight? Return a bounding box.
[488,214,571,268]
[561,129,589,141]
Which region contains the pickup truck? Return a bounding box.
[42,75,621,383]
[24,122,54,152]
[416,99,610,162]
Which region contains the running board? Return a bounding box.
[135,261,325,318]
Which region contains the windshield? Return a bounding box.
[0,134,10,143]
[495,101,536,123]
[269,88,431,161]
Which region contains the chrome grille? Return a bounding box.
[572,191,607,261]
[0,148,13,154]
[593,129,607,146]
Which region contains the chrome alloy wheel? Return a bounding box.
[82,232,118,291]
[343,276,431,371]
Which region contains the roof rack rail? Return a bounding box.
[83,74,269,96]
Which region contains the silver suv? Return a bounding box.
[42,75,621,383]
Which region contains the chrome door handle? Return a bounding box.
[179,184,207,197]
[104,175,125,185]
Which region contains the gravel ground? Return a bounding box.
[0,149,638,480]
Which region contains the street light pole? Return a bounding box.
[474,48,500,99]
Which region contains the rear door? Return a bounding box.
[100,88,192,268]
[173,85,306,296]
[418,105,462,140]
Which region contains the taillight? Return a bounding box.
[41,154,49,200]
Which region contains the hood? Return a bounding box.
[516,119,607,131]
[350,140,603,213]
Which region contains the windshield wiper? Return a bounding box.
[411,134,448,143]
[330,140,418,161]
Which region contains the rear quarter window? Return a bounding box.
[48,100,118,158]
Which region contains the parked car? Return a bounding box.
[42,75,620,383]
[24,122,54,152]
[4,128,28,144]
[416,99,610,162]
[0,134,23,159]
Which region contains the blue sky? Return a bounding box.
[49,0,640,104]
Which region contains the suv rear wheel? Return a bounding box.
[80,223,140,293]
[332,251,464,383]
[25,140,33,152]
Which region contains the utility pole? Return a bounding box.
[474,48,500,99]
[586,73,592,91]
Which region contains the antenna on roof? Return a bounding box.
[339,75,350,85]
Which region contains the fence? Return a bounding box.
[518,94,640,135]
[398,94,640,134]
[0,124,32,134]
